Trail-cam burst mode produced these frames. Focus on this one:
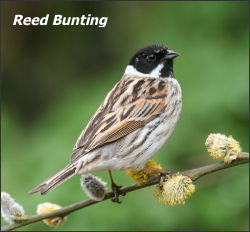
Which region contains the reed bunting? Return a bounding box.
[29,45,182,202]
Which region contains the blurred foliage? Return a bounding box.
[1,1,248,231]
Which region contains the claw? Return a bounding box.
[144,166,173,176]
[108,170,124,203]
[111,183,122,203]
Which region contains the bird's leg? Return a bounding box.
[108,170,124,203]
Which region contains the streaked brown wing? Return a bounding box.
[71,76,168,162]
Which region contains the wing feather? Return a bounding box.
[71,76,169,162]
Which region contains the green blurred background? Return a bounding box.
[1,1,249,231]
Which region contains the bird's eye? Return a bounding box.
[146,54,156,62]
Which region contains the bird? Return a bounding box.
[29,44,182,202]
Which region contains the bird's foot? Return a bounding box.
[108,170,126,203]
[143,166,174,188]
[111,183,125,204]
[143,166,173,175]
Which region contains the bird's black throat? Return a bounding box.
[160,59,174,78]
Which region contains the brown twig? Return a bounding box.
[1,152,249,231]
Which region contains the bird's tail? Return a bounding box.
[28,163,77,195]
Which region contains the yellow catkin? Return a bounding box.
[36,202,67,227]
[154,174,195,206]
[205,133,241,163]
[125,159,162,184]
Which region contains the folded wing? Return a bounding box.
[71,76,169,162]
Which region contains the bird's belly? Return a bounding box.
[107,104,181,171]
[77,117,172,174]
[77,96,182,173]
[118,113,178,170]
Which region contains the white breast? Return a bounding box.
[112,78,182,170]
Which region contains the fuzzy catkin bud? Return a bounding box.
[154,174,195,206]
[1,192,25,224]
[36,202,67,227]
[80,174,107,201]
[205,133,241,163]
[125,159,162,184]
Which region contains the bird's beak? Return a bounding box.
[165,49,180,59]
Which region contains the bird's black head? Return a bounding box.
[125,45,179,78]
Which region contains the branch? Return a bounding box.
[1,152,249,231]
